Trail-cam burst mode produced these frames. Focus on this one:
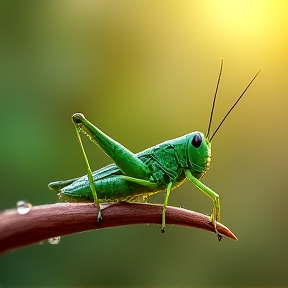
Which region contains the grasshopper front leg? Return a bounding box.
[185,170,222,241]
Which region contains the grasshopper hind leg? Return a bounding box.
[73,119,102,221]
[71,113,157,222]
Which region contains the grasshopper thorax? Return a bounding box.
[187,131,211,179]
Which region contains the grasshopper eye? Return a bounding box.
[191,133,202,148]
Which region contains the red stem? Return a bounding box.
[0,202,237,255]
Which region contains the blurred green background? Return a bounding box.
[1,0,288,287]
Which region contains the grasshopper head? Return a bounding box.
[187,132,211,179]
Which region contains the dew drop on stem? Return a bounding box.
[48,237,61,245]
[17,200,32,215]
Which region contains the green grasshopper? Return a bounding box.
[49,61,260,240]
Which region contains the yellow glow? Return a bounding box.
[2,1,288,287]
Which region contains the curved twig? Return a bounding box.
[0,202,237,255]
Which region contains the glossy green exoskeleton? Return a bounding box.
[49,61,260,240]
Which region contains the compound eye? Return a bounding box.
[191,133,202,148]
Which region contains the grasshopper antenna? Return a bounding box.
[209,69,261,142]
[206,59,223,140]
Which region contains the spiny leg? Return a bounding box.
[161,182,173,233]
[185,170,222,241]
[74,123,102,221]
[72,113,150,180]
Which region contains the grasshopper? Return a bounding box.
[49,61,260,240]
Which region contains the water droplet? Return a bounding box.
[17,200,32,214]
[48,236,61,245]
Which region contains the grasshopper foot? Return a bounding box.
[211,218,222,242]
[97,210,102,222]
[217,233,222,242]
[210,198,221,241]
[94,203,102,222]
